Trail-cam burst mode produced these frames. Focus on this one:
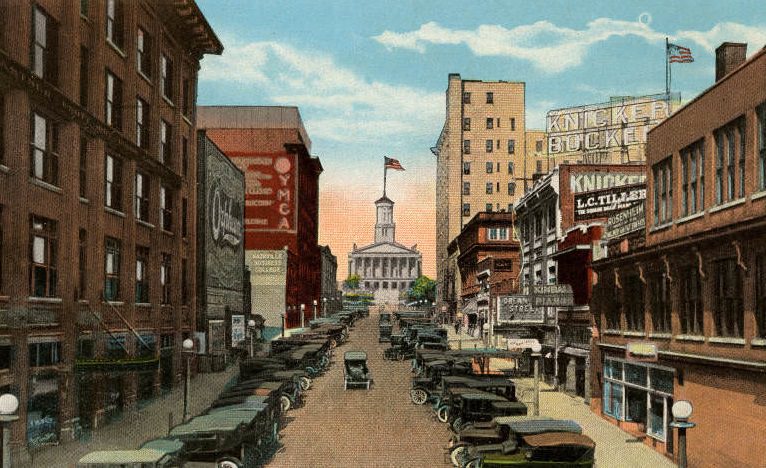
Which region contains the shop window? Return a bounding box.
[623,275,644,331]
[30,112,59,186]
[680,266,703,335]
[30,216,58,298]
[462,118,471,131]
[26,371,59,446]
[104,237,121,301]
[602,380,623,419]
[29,341,60,367]
[106,0,124,49]
[757,254,766,338]
[32,6,58,85]
[135,246,149,303]
[713,258,743,337]
[650,273,671,333]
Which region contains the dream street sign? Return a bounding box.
[529,284,574,307]
[497,295,543,324]
[605,201,646,240]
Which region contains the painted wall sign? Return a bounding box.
[605,202,646,240]
[570,173,646,194]
[626,341,658,362]
[529,284,575,307]
[574,184,646,221]
[210,181,243,248]
[231,314,246,347]
[497,295,543,324]
[239,154,298,233]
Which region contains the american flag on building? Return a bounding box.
[384,156,405,171]
[667,43,694,63]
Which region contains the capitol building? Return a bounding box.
[348,194,422,304]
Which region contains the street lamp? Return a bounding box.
[300,304,306,328]
[313,299,318,321]
[322,297,327,317]
[281,313,286,337]
[670,400,696,468]
[247,319,256,358]
[0,393,19,468]
[530,342,542,416]
[181,338,194,422]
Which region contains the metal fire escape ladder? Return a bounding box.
[84,303,130,354]
[101,290,151,352]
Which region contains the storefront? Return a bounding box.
[26,371,59,448]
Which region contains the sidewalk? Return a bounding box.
[27,364,239,468]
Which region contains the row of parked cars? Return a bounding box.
[76,308,369,468]
[380,310,449,360]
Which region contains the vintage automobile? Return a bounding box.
[383,333,417,361]
[76,447,183,468]
[447,393,528,432]
[410,358,455,404]
[344,351,372,390]
[379,322,393,342]
[435,378,520,423]
[379,312,392,324]
[461,431,596,468]
[249,368,312,392]
[220,379,299,412]
[449,417,583,467]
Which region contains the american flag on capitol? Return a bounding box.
[384,156,405,171]
[667,43,694,63]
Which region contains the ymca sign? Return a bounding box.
[238,154,298,233]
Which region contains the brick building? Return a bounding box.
[197,106,323,329]
[319,245,341,316]
[0,0,221,459]
[589,43,766,467]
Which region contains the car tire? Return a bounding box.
[437,405,450,423]
[216,457,242,468]
[451,417,463,432]
[299,376,311,391]
[449,444,469,467]
[410,388,428,405]
[464,458,481,468]
[280,395,291,412]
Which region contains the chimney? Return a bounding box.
[715,42,747,82]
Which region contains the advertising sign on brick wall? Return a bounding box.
[236,153,298,233]
[574,184,646,221]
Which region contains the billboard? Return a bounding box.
[547,93,679,162]
[605,202,646,240]
[497,295,543,324]
[235,154,298,233]
[574,184,646,221]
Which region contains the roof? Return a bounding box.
[163,1,223,56]
[506,418,582,435]
[350,241,421,255]
[375,195,394,204]
[344,351,367,360]
[197,106,312,152]
[78,449,168,464]
[522,432,595,448]
[140,438,185,454]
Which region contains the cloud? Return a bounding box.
[200,39,443,144]
[373,16,766,73]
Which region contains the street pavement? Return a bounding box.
[26,363,239,468]
[267,310,452,467]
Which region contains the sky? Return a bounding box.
[195,0,766,279]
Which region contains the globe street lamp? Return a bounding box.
[530,341,542,416]
[247,319,256,358]
[670,400,695,468]
[312,299,318,321]
[0,393,19,468]
[300,304,306,328]
[322,297,328,317]
[182,338,194,422]
[281,312,286,337]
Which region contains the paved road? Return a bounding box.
[268,311,451,467]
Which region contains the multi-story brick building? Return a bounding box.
[319,245,340,316]
[0,0,221,459]
[197,106,323,330]
[590,42,766,467]
[432,74,530,315]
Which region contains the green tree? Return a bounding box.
[407,275,436,303]
[344,274,361,290]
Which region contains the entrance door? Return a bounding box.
[625,387,648,429]
[575,358,586,397]
[160,350,173,393]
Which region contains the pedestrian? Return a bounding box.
[454,320,460,335]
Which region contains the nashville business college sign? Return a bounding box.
[546,94,674,155]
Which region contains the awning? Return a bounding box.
[562,346,590,358]
[461,297,478,315]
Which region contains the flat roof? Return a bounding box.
[197,106,311,152]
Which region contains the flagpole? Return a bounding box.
[383,161,388,197]
[665,37,670,96]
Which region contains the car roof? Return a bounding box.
[522,432,595,448]
[504,418,583,435]
[78,449,169,463]
[344,351,367,360]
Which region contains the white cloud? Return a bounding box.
[373,17,766,72]
[200,40,443,144]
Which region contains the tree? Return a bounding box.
[407,275,436,303]
[344,274,361,290]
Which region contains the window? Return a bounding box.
[623,275,644,331]
[160,54,173,101]
[463,140,470,154]
[759,104,766,190]
[757,254,766,338]
[715,129,724,204]
[713,258,743,337]
[486,182,493,194]
[681,152,688,216]
[485,203,493,212]
[507,203,514,213]
[535,215,542,237]
[29,341,61,367]
[105,71,122,130]
[160,186,172,231]
[135,172,149,221]
[104,237,120,301]
[726,126,735,200]
[182,258,189,305]
[510,118,516,131]
[136,334,155,358]
[548,204,556,230]
[486,162,493,174]
[536,160,543,173]
[182,136,188,176]
[106,0,124,49]
[79,138,87,198]
[463,161,471,175]
[462,92,470,104]
[486,118,493,129]
[105,154,123,211]
[507,162,514,174]
[30,112,59,185]
[714,117,746,204]
[161,253,171,304]
[32,6,58,84]
[135,247,149,303]
[680,139,705,216]
[181,198,188,238]
[159,120,171,164]
[738,118,746,198]
[182,78,192,117]
[136,98,149,149]
[650,273,671,333]
[462,118,471,131]
[605,276,621,330]
[680,266,703,335]
[30,216,57,297]
[488,228,509,241]
[535,140,543,152]
[80,0,89,17]
[79,46,88,106]
[652,157,672,225]
[507,182,516,196]
[486,92,493,104]
[462,203,470,217]
[485,139,493,153]
[462,182,470,195]
[507,139,515,154]
[106,334,126,359]
[77,229,86,299]
[136,28,151,78]
[76,336,94,360]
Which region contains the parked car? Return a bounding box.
[344,351,372,390]
[379,322,393,342]
[461,431,595,468]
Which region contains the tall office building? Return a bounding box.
[432,74,530,310]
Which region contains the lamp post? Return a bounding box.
[182,338,194,422]
[300,304,306,328]
[247,319,256,358]
[322,297,327,317]
[670,400,696,468]
[281,313,286,337]
[312,300,318,321]
[531,342,542,416]
[0,393,19,468]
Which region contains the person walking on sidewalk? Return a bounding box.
[454,320,461,335]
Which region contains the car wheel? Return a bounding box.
[299,376,311,391]
[437,405,450,423]
[396,351,406,361]
[449,444,469,467]
[464,458,481,468]
[410,388,428,405]
[216,457,242,468]
[451,417,463,432]
[280,395,291,412]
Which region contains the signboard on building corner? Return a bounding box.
[626,341,658,362]
[574,184,646,221]
[605,201,646,240]
[231,315,246,347]
[497,295,543,324]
